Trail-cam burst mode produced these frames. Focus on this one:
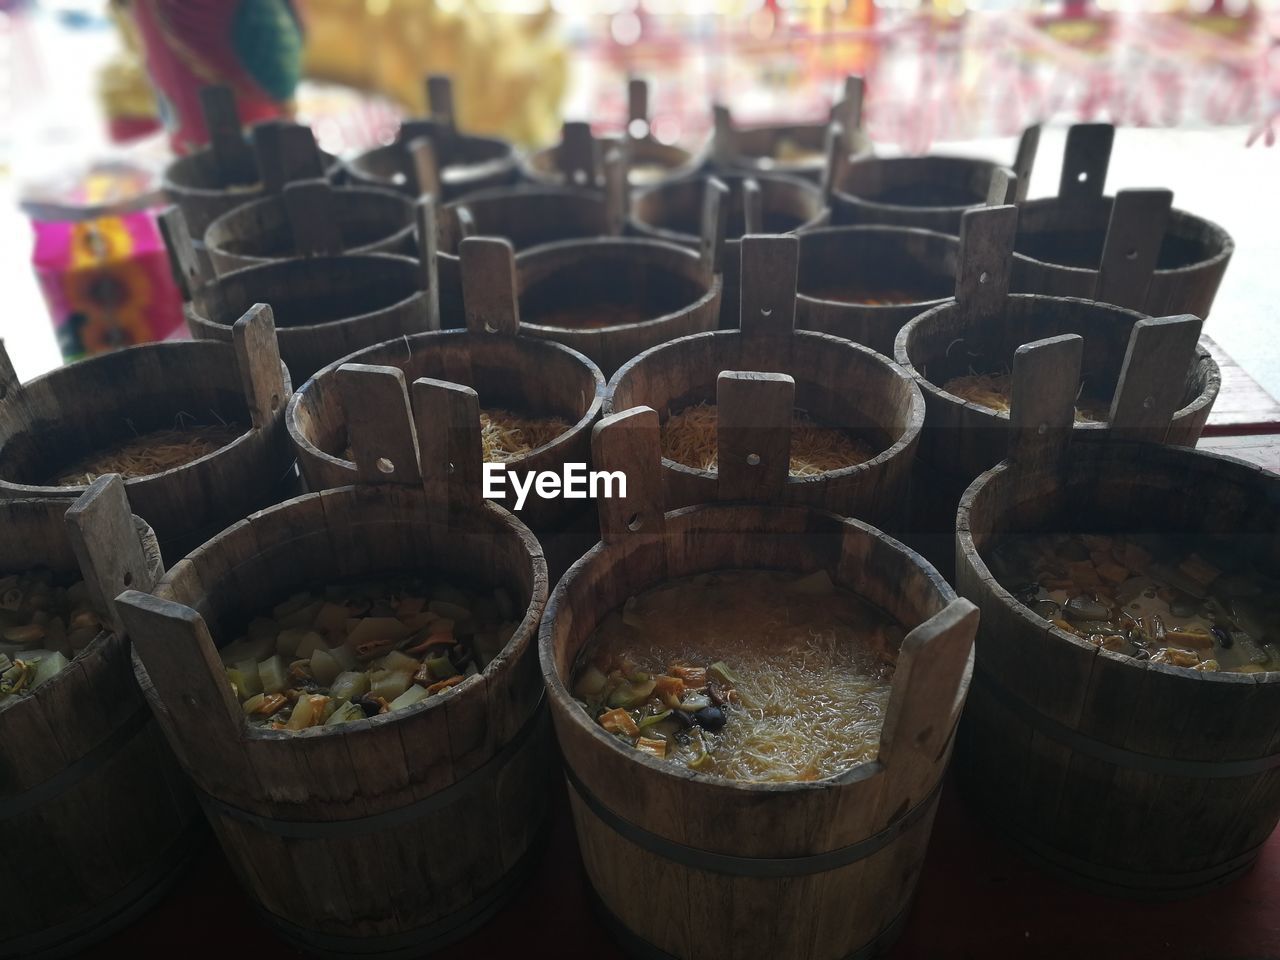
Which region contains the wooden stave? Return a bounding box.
[539,502,966,960]
[0,500,201,957]
[794,225,960,356]
[605,329,925,527]
[131,485,553,944]
[186,253,435,383]
[0,341,297,560]
[286,329,606,531]
[513,237,724,377]
[204,185,417,274]
[954,440,1280,897]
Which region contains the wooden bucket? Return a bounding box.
[0,307,296,560]
[1008,124,1234,319]
[893,205,1220,575]
[0,477,200,959]
[522,80,700,188]
[710,76,873,181]
[204,179,417,275]
[607,234,923,527]
[116,367,551,957]
[161,87,339,243]
[511,178,729,376]
[435,164,622,326]
[829,124,1039,233]
[795,224,960,356]
[343,75,519,199]
[168,200,439,382]
[629,169,827,330]
[287,235,606,534]
[540,405,978,960]
[954,331,1280,898]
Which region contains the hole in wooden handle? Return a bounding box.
[123,571,134,587]
[377,457,396,475]
[978,271,989,284]
[1037,423,1047,435]
[746,453,761,466]
[1077,171,1088,183]
[626,512,644,532]
[628,118,649,139]
[1125,248,1138,260]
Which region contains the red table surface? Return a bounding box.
[103,770,1279,960]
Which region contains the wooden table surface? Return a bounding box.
[99,339,1280,960]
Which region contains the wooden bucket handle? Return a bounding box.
[413,377,484,524]
[115,590,248,752]
[408,136,442,198]
[837,75,865,132]
[700,176,730,278]
[710,104,735,167]
[986,168,1018,206]
[1006,334,1083,479]
[876,597,978,799]
[627,75,650,132]
[715,371,794,502]
[415,196,442,330]
[281,179,343,257]
[741,177,764,235]
[1011,123,1041,202]
[65,475,159,635]
[820,121,847,203]
[454,204,477,241]
[158,205,211,300]
[1095,188,1173,311]
[591,406,668,545]
[1107,314,1203,443]
[251,120,325,195]
[954,204,1017,325]
[337,363,423,486]
[603,145,629,237]
[738,233,798,342]
[1057,122,1114,204]
[426,74,457,134]
[198,85,256,185]
[232,303,288,431]
[460,235,520,337]
[559,121,597,187]
[0,339,20,408]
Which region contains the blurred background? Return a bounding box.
[1,0,1277,386]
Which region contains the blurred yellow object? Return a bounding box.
[300,0,566,146]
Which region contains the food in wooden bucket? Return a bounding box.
[988,532,1279,673]
[46,420,244,486]
[221,575,523,729]
[660,402,877,476]
[942,371,1112,423]
[0,570,102,699]
[571,569,902,781]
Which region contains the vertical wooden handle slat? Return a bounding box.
[0,339,20,407]
[231,304,287,430]
[411,377,483,518]
[115,590,245,747]
[711,104,734,166]
[199,85,256,185]
[1011,123,1041,202]
[1057,122,1114,203]
[415,196,441,330]
[955,204,1017,323]
[627,76,650,129]
[700,176,730,278]
[1007,334,1083,475]
[741,178,764,235]
[738,233,799,340]
[282,180,342,257]
[877,598,978,782]
[455,205,476,240]
[427,74,456,132]
[64,475,157,636]
[591,407,667,544]
[987,168,1017,206]
[251,121,325,194]
[336,363,423,485]
[837,75,865,132]
[716,372,794,502]
[559,121,596,187]
[603,145,628,236]
[158,206,207,300]
[1095,188,1173,311]
[821,121,847,202]
[409,136,442,197]
[1108,315,1203,443]
[460,236,520,336]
